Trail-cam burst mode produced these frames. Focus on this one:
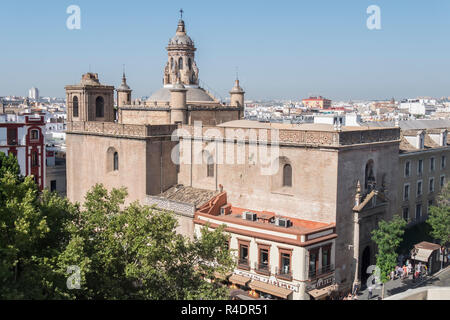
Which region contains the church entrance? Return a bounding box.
[361,246,371,285]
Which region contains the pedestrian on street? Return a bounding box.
[368,285,373,300]
[352,282,359,296]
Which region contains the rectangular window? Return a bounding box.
[278,248,292,280]
[428,200,433,208]
[418,159,423,175]
[308,248,319,278]
[321,245,332,272]
[238,240,250,270]
[429,178,435,193]
[404,184,410,201]
[417,181,422,196]
[415,203,422,220]
[31,151,39,167]
[50,180,57,192]
[405,161,410,177]
[7,128,17,145]
[440,175,445,188]
[257,245,270,275]
[430,157,435,172]
[402,207,409,221]
[442,156,446,170]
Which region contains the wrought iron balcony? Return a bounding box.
[275,266,292,281]
[255,262,270,275]
[238,258,250,270]
[309,264,335,279]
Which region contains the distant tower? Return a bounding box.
[29,87,39,100]
[117,71,132,107]
[65,73,115,122]
[169,78,187,124]
[229,79,245,108]
[164,11,198,86]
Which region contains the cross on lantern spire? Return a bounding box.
[180,9,183,20]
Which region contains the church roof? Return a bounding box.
[148,86,216,102]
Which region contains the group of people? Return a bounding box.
[389,260,427,281]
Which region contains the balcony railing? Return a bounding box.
[255,262,270,275]
[275,266,292,281]
[309,264,334,279]
[238,258,250,270]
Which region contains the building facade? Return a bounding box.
[194,192,337,300]
[65,15,437,299]
[0,113,46,189]
[302,96,332,110]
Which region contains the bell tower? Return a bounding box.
[65,72,115,122]
[164,11,199,86]
[117,71,132,107]
[230,79,245,108]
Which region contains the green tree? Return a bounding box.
[0,154,75,299]
[57,184,235,300]
[371,215,407,299]
[427,182,450,269]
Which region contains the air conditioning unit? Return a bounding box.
[242,211,257,221]
[276,217,291,228]
[220,204,231,216]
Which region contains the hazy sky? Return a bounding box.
[1,0,450,101]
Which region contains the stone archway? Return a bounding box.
[361,246,371,285]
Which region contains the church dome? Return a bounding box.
[148,86,215,103]
[169,34,194,46]
[167,19,194,47]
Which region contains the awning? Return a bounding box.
[248,280,293,299]
[229,274,251,286]
[414,248,434,262]
[235,294,258,300]
[308,284,338,300]
[214,271,232,280]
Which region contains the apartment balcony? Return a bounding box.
[255,262,271,276]
[309,264,335,280]
[237,258,250,271]
[275,266,292,281]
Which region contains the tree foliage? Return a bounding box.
[371,215,407,284]
[1,155,234,299]
[56,184,234,300]
[0,153,75,299]
[427,182,450,246]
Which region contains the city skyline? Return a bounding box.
[1,0,450,100]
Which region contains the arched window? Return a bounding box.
[178,57,183,70]
[113,152,119,171]
[73,96,79,117]
[96,96,104,118]
[170,57,174,70]
[365,160,376,190]
[207,155,214,177]
[283,164,292,187]
[30,129,39,141]
[188,58,192,70]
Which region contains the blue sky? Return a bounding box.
[1,0,449,100]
